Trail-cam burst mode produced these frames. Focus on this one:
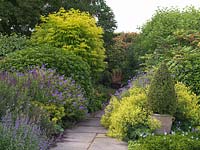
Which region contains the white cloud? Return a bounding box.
[105,0,200,32]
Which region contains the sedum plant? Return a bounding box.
[174,82,200,129]
[101,87,160,141]
[147,62,177,115]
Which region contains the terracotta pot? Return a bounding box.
[152,114,175,134]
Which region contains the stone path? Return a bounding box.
[51,111,128,150]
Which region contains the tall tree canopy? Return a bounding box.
[0,0,117,47]
[0,0,43,35]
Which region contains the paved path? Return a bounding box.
[51,111,128,150]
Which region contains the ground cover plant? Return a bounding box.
[128,131,200,150]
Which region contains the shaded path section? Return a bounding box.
[51,111,127,150]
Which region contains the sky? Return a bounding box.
[105,0,200,32]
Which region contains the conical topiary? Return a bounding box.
[147,62,177,115]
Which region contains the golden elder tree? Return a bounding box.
[31,8,106,78]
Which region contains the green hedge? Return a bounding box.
[128,133,200,150]
[0,44,93,98]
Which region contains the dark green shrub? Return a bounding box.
[0,44,92,98]
[147,62,177,115]
[128,132,200,150]
[0,34,28,58]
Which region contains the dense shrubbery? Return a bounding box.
[128,132,200,150]
[106,32,138,81]
[0,34,28,58]
[31,8,106,78]
[0,44,93,99]
[135,6,200,95]
[101,87,160,141]
[102,72,200,142]
[169,47,200,95]
[0,67,87,136]
[137,6,200,54]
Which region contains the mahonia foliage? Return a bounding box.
[31,8,106,77]
[147,62,177,115]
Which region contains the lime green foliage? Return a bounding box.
[0,34,28,58]
[101,87,159,141]
[31,8,106,77]
[147,63,177,115]
[128,132,200,150]
[0,44,92,97]
[32,101,65,125]
[175,82,200,127]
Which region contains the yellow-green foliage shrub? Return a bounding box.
[101,87,159,141]
[31,8,106,77]
[175,82,200,127]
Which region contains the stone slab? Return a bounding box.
[50,141,89,150]
[67,126,107,134]
[78,118,101,127]
[62,132,96,143]
[88,137,128,150]
[96,133,107,138]
[94,111,105,118]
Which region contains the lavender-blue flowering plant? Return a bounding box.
[0,113,49,150]
[0,66,88,136]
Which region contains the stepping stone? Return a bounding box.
[78,118,101,127]
[89,110,105,118]
[94,111,105,118]
[96,133,107,138]
[88,137,128,150]
[62,133,96,143]
[51,141,89,150]
[67,126,107,134]
[50,109,128,150]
